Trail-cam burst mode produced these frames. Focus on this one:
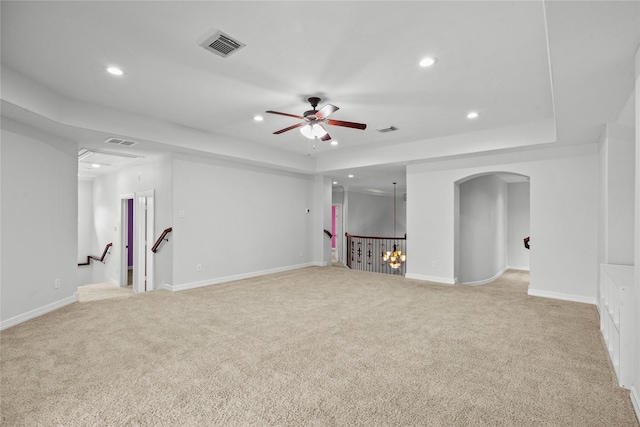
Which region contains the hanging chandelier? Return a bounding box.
[382,182,406,269]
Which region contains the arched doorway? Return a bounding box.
[454,172,530,285]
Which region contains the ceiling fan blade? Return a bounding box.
[320,133,332,142]
[265,110,305,120]
[273,122,305,134]
[315,104,339,120]
[326,119,367,130]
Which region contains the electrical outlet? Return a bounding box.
[299,251,303,257]
[179,210,185,218]
[54,279,61,289]
[432,261,437,268]
[196,264,202,272]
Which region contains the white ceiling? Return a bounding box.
[1,1,638,194]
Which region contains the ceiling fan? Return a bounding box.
[266,97,366,141]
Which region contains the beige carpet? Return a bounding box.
[2,267,637,426]
[78,282,134,302]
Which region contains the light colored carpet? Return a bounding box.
[78,282,134,302]
[1,267,637,426]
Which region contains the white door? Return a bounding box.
[134,190,154,293]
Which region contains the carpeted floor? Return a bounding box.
[78,282,134,302]
[1,267,637,426]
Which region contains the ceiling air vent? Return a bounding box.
[376,126,398,133]
[104,137,138,147]
[200,30,245,58]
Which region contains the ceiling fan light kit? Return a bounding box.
[266,97,366,142]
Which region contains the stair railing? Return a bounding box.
[78,243,113,266]
[345,233,406,275]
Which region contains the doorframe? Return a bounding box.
[135,190,154,293]
[119,193,134,288]
[332,204,343,263]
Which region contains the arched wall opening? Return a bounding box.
[454,172,530,285]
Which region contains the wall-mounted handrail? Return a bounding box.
[78,243,112,266]
[151,227,172,253]
[324,229,333,238]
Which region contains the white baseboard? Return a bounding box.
[631,386,640,424]
[156,282,173,291]
[168,263,319,292]
[507,265,530,271]
[405,273,456,285]
[109,278,119,287]
[461,268,507,286]
[527,288,596,305]
[1,294,79,331]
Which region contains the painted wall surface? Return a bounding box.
[458,175,508,284]
[346,190,406,237]
[507,182,531,270]
[598,124,635,266]
[77,180,94,286]
[1,119,78,325]
[171,155,317,289]
[90,154,173,288]
[407,144,598,303]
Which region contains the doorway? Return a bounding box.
[120,190,154,293]
[332,204,343,263]
[454,173,530,285]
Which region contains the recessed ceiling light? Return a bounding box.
[348,174,354,178]
[107,66,123,76]
[330,140,338,146]
[253,115,264,122]
[333,181,338,185]
[92,164,101,168]
[466,111,479,119]
[419,57,437,67]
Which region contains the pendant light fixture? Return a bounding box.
[382,182,406,269]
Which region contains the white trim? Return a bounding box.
[156,283,173,291]
[168,263,319,292]
[405,273,456,285]
[630,386,640,424]
[0,294,78,331]
[527,288,596,305]
[461,267,507,286]
[109,278,120,287]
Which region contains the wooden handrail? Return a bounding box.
[324,229,333,238]
[78,243,112,266]
[345,232,406,240]
[151,227,172,253]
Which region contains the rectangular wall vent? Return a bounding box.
[104,137,138,146]
[376,126,399,133]
[200,30,245,58]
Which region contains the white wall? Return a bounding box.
[598,124,636,266]
[508,182,531,270]
[346,190,406,237]
[171,155,318,290]
[77,180,94,286]
[1,118,78,328]
[407,144,598,303]
[458,175,508,284]
[91,154,173,288]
